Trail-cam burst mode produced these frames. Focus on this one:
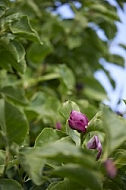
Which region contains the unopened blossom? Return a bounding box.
[55,122,62,130]
[68,110,89,133]
[104,159,117,178]
[87,135,102,160]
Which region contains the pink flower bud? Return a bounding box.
[68,110,89,133]
[87,135,102,160]
[55,122,62,130]
[104,159,117,178]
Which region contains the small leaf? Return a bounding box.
[87,111,104,133]
[106,54,125,67]
[35,128,67,147]
[58,100,80,120]
[10,15,42,43]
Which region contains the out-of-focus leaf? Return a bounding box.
[0,179,23,190]
[67,36,82,49]
[77,99,97,120]
[0,99,28,145]
[114,149,126,168]
[99,21,117,39]
[0,150,5,175]
[0,86,28,105]
[19,147,46,186]
[90,4,119,21]
[47,178,84,190]
[102,106,126,156]
[27,41,52,65]
[58,64,75,92]
[0,38,26,73]
[106,54,125,67]
[0,5,6,17]
[83,76,108,101]
[123,99,126,104]
[52,163,102,190]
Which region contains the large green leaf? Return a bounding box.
[19,147,46,186]
[0,179,23,190]
[102,106,126,156]
[19,140,101,185]
[52,164,102,190]
[0,99,28,145]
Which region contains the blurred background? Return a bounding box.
[55,0,126,113]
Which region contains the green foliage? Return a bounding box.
[0,0,126,189]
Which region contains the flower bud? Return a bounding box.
[104,159,117,178]
[55,122,62,130]
[68,110,89,133]
[87,135,102,160]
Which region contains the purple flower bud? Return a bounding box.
[55,122,62,130]
[104,159,117,179]
[68,110,89,133]
[87,135,102,160]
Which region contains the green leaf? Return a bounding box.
[19,147,46,186]
[52,164,102,190]
[66,124,80,146]
[19,140,101,186]
[47,178,84,190]
[35,128,67,147]
[0,38,26,73]
[0,179,23,190]
[59,65,75,92]
[102,106,126,156]
[0,5,6,17]
[87,111,104,133]
[27,41,52,65]
[83,77,107,101]
[123,99,126,104]
[0,99,28,145]
[0,150,5,175]
[0,86,28,105]
[106,54,125,67]
[9,15,42,43]
[114,149,126,168]
[58,100,80,120]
